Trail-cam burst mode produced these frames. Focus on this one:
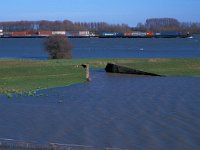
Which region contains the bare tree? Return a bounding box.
[44,35,73,59]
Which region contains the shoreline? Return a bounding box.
[1,58,200,94]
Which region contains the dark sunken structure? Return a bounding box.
[105,63,163,76]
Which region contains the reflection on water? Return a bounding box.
[0,70,200,149]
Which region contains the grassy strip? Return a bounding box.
[0,58,200,94]
[0,59,86,94]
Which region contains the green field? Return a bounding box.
[1,58,200,94]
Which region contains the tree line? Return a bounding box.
[0,18,200,33]
[0,20,131,33]
[135,18,200,34]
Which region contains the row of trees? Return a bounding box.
[136,18,200,34]
[0,20,131,33]
[1,18,200,33]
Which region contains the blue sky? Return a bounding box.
[0,0,200,26]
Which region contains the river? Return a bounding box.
[0,36,200,59]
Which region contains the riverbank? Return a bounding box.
[1,58,200,94]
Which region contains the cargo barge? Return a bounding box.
[0,30,191,38]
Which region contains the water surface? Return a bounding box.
[0,36,200,59]
[0,70,200,149]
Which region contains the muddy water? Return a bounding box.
[0,70,200,149]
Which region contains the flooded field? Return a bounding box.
[0,70,200,149]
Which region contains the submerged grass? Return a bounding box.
[0,58,200,94]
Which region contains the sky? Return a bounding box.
[0,0,200,26]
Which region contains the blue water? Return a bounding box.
[0,36,200,59]
[0,70,200,150]
[72,36,200,59]
[0,38,47,59]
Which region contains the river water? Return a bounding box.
[0,37,200,149]
[0,70,200,149]
[0,36,200,59]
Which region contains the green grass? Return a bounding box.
[112,58,200,76]
[1,58,200,94]
[0,59,86,94]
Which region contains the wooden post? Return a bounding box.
[86,64,91,81]
[81,64,91,81]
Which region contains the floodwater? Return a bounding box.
[0,36,200,59]
[0,70,200,150]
